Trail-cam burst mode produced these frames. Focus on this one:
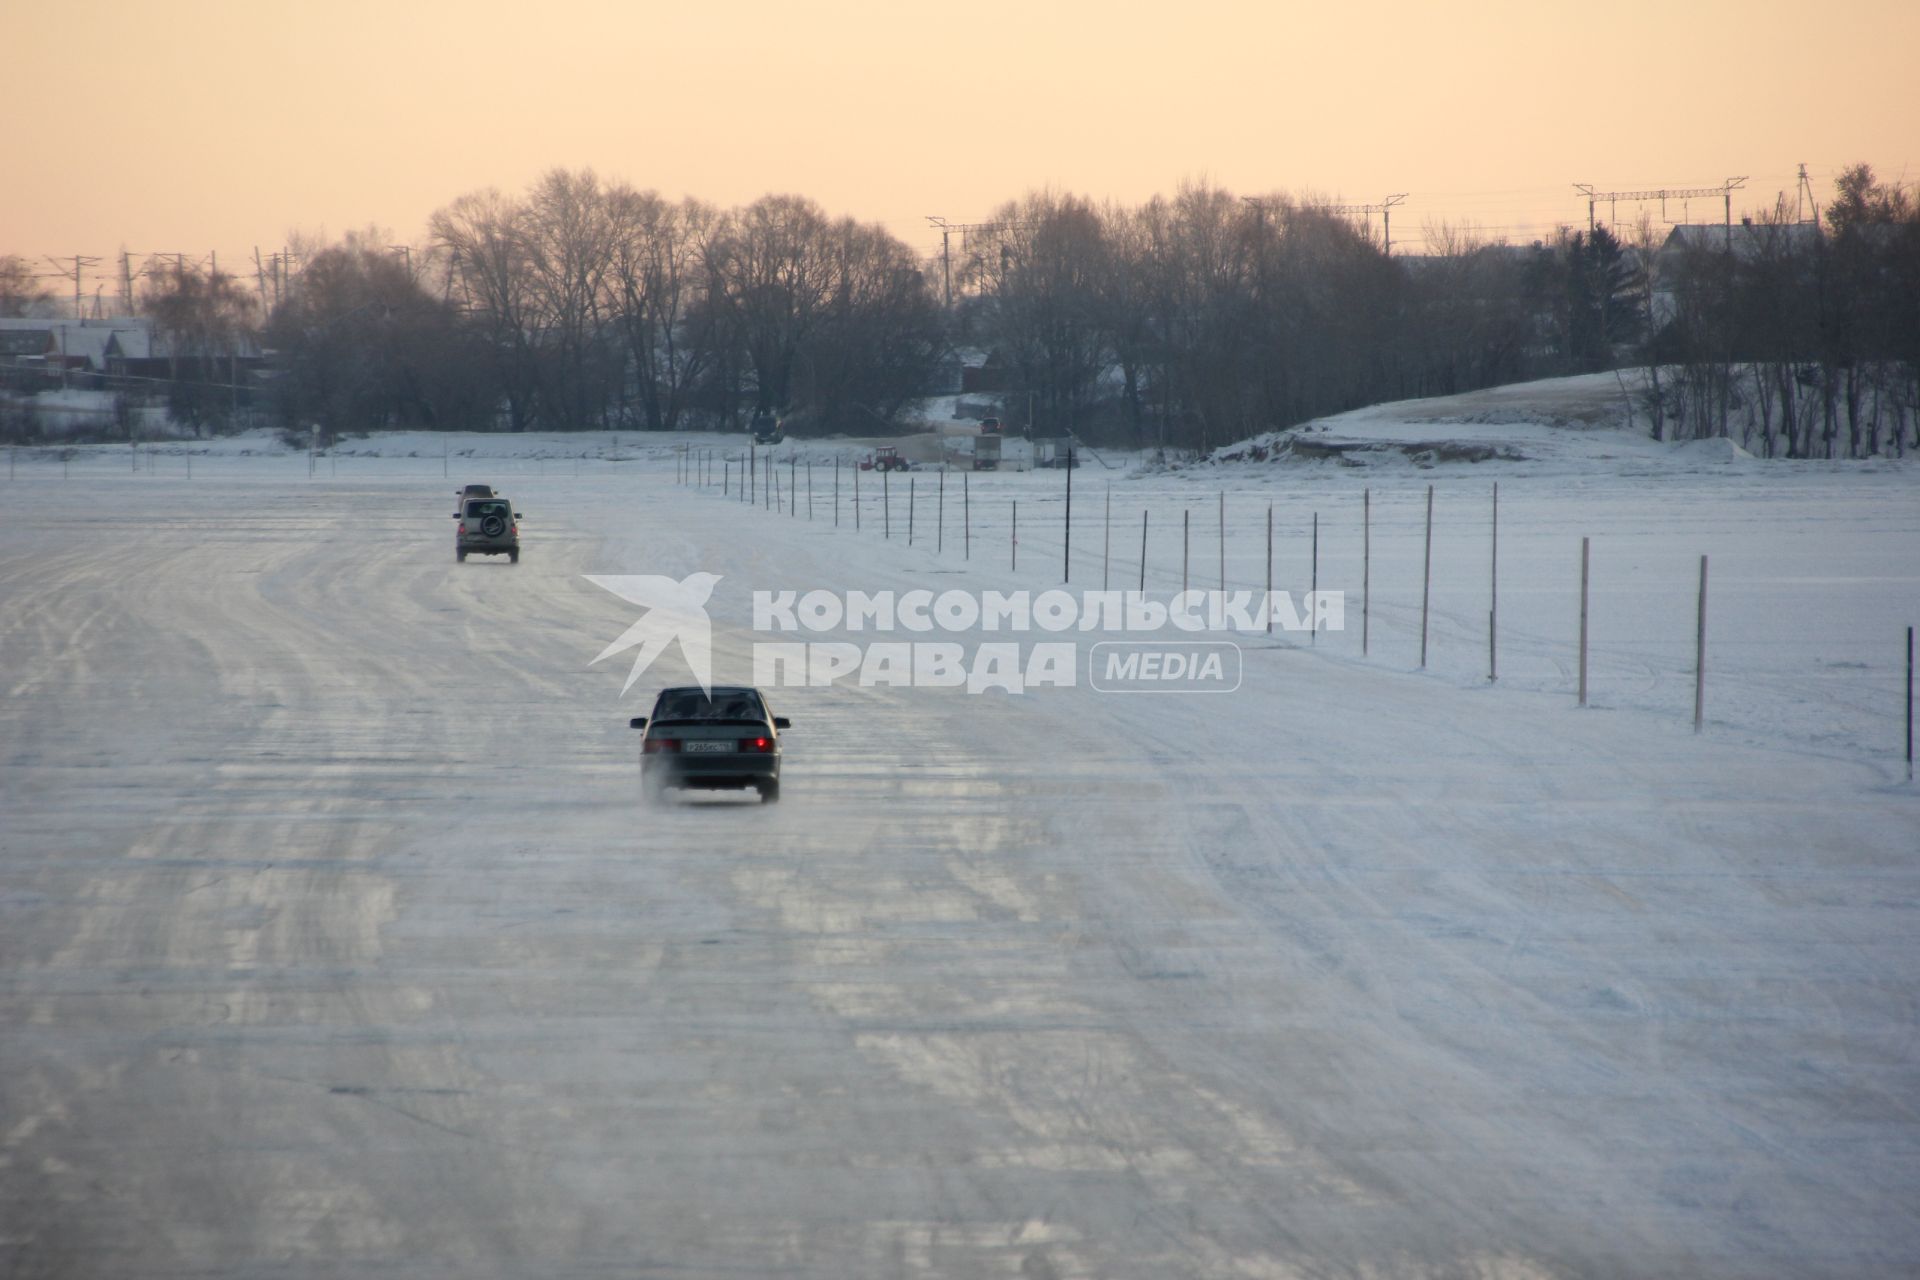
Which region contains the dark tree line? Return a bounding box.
[952,173,1913,456]
[1648,165,1919,457]
[259,171,1654,447]
[19,163,1908,456]
[406,173,942,435]
[264,233,494,441]
[946,185,1651,451]
[251,173,946,437]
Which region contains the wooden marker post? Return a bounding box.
[1139,510,1148,593]
[1063,448,1073,583]
[1578,536,1591,707]
[1182,510,1190,595]
[1420,485,1434,668]
[1694,554,1709,733]
[1103,485,1111,590]
[1218,491,1226,594]
[1489,481,1499,683]
[1310,511,1319,645]
[1265,504,1273,635]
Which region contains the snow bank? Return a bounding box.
[1199,372,1841,477]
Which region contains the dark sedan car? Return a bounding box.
[630,686,789,802]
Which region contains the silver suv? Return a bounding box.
[454,495,520,563]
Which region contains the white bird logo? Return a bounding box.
[585,572,722,696]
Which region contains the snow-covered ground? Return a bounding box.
[1207,372,1753,471]
[3,385,1917,1277]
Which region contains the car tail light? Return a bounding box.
[457,524,467,535]
[643,737,679,754]
[740,736,774,753]
[510,524,518,535]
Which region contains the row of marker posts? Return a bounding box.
[6,444,200,480]
[680,440,1915,769]
[703,441,983,556]
[7,434,1912,773]
[7,434,1918,771]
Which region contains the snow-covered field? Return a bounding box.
[3,388,1917,1277]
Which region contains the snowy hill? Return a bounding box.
[1206,373,1769,473]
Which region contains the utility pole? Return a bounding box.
[269,248,297,307]
[1795,164,1819,227]
[925,215,1030,308]
[926,216,953,307]
[44,255,101,321]
[1322,194,1408,256]
[1380,193,1406,257]
[254,247,271,313]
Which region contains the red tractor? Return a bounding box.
[859,446,912,473]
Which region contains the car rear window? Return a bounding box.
[465,500,510,518]
[653,691,765,722]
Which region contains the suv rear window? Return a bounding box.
[465,500,510,518]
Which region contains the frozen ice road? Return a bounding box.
[3,449,1917,1278]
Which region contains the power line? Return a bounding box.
[925,216,1028,307]
[1243,193,1410,255]
[1328,194,1408,256]
[1572,177,1748,238]
[41,254,101,318]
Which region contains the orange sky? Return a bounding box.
[7,0,1916,291]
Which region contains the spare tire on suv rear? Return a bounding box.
[455,495,521,563]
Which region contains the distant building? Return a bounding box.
[1657,221,1823,266]
[0,325,51,362]
[960,348,1011,394]
[0,317,153,374]
[0,316,263,388]
[1650,221,1825,326]
[925,350,964,396]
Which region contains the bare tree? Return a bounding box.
[431,188,539,430]
[0,255,55,317]
[518,168,621,429]
[606,190,718,431]
[704,194,838,416]
[138,257,258,434]
[267,231,491,439]
[967,191,1113,435]
[801,218,943,429]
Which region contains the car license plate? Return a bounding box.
[683,741,731,754]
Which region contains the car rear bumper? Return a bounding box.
[644,756,779,787]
